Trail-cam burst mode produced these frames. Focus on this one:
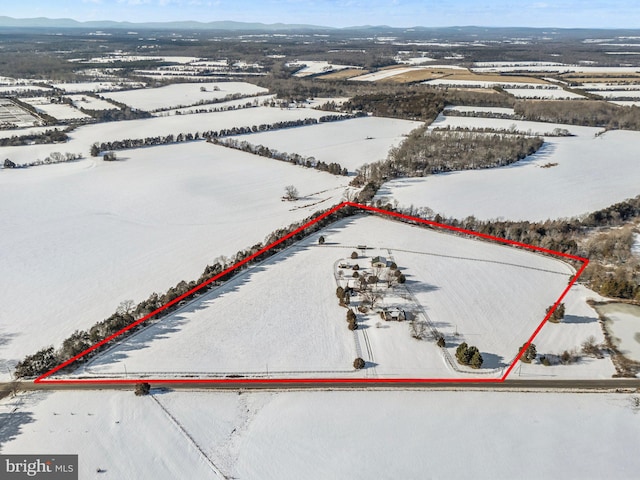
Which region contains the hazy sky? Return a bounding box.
[5,0,640,28]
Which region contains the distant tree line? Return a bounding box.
[3,151,82,170]
[149,91,271,114]
[213,137,348,176]
[0,128,69,147]
[14,204,360,378]
[90,113,363,156]
[514,100,640,130]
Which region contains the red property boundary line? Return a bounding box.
[35,202,588,385]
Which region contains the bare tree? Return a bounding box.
[410,321,427,340]
[117,300,135,316]
[361,290,382,309]
[284,185,299,201]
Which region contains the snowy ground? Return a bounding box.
[67,94,118,111]
[518,285,615,378]
[590,89,640,99]
[157,94,275,116]
[377,127,640,221]
[429,113,601,136]
[0,106,333,166]
[19,97,91,121]
[0,141,349,378]
[289,60,357,77]
[504,88,586,99]
[3,389,639,480]
[597,303,640,363]
[231,116,422,173]
[444,105,516,116]
[102,82,267,111]
[80,215,573,380]
[52,82,144,93]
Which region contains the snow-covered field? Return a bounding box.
[473,63,640,74]
[504,87,585,99]
[80,215,572,379]
[102,82,267,111]
[590,89,640,99]
[444,105,516,116]
[155,94,275,116]
[19,97,91,121]
[0,106,333,166]
[67,94,118,111]
[0,85,51,94]
[289,60,357,77]
[3,389,639,479]
[0,99,39,127]
[424,78,544,89]
[350,65,464,82]
[429,113,601,136]
[0,141,349,377]
[598,303,640,363]
[519,285,615,378]
[52,82,144,93]
[377,127,640,221]
[231,116,422,173]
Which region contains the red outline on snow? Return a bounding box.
[35,202,588,385]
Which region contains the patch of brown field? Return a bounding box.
[316,68,368,80]
[381,70,450,83]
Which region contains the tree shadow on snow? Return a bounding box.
[0,411,34,450]
[561,314,596,325]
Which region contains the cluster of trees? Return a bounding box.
[3,151,82,169]
[546,303,566,323]
[80,107,151,123]
[213,137,348,176]
[514,100,640,130]
[455,342,483,369]
[352,126,543,185]
[519,343,537,363]
[15,204,358,378]
[343,91,446,122]
[347,309,358,330]
[0,128,68,147]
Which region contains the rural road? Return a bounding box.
[1,379,639,400]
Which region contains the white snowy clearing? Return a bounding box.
[349,65,464,82]
[518,285,615,379]
[18,97,91,121]
[51,81,144,93]
[80,214,572,380]
[598,303,640,363]
[0,106,334,166]
[67,94,119,111]
[0,141,349,377]
[101,82,268,112]
[231,116,422,173]
[444,105,516,116]
[3,389,639,480]
[503,88,586,99]
[590,89,640,99]
[377,121,640,221]
[289,60,358,77]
